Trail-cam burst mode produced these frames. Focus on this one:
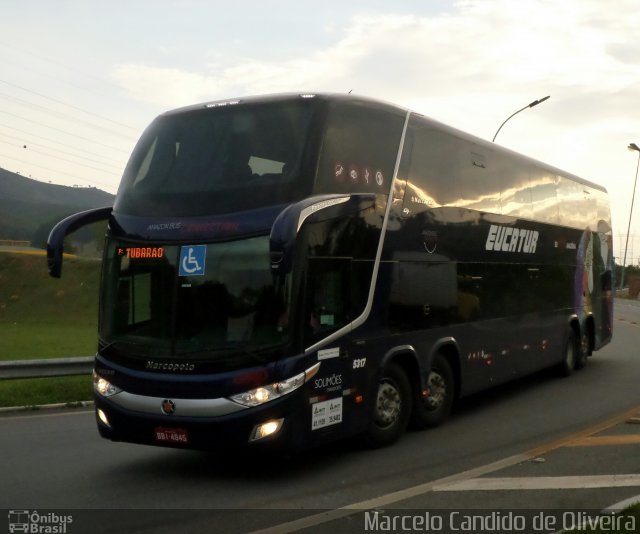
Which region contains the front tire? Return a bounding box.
[362,363,411,448]
[410,353,455,429]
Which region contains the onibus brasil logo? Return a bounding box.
[8,510,73,533]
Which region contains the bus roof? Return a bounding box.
[159,92,606,195]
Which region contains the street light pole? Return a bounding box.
[620,142,640,290]
[492,96,550,142]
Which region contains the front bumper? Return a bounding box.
[94,392,303,452]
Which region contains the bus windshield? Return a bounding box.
[99,235,291,362]
[114,99,316,217]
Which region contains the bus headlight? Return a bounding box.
[229,362,320,407]
[93,371,122,398]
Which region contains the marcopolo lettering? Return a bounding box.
[146,360,195,372]
[485,224,539,254]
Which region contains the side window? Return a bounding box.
[389,261,458,331]
[401,122,460,215]
[557,176,585,228]
[300,216,376,346]
[400,119,503,216]
[303,258,350,343]
[315,102,405,195]
[498,158,532,220]
[530,169,559,224]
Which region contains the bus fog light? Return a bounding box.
[250,419,284,442]
[97,408,111,428]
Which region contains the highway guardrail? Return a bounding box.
[0,356,93,380]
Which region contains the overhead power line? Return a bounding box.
[0,139,120,177]
[0,131,122,171]
[0,109,130,153]
[0,91,139,141]
[0,78,140,133]
[0,123,126,166]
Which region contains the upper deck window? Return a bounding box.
[315,101,405,195]
[115,99,316,216]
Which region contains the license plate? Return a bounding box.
[154,426,189,444]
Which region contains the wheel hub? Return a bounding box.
[426,371,446,410]
[375,381,401,427]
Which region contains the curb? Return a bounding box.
[0,400,94,414]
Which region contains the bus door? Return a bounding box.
[304,256,360,437]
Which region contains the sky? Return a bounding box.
[1,0,640,264]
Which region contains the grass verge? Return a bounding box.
[0,375,93,408]
[0,251,100,360]
[0,323,97,360]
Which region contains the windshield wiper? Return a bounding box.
[175,342,281,364]
[98,339,169,358]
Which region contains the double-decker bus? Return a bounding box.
[48,93,613,450]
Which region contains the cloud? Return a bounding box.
[109,0,640,247]
[111,65,223,107]
[110,0,640,117]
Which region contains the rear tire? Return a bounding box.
[575,330,589,370]
[559,328,578,377]
[362,363,411,448]
[410,353,455,429]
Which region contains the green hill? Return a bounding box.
[0,168,114,247]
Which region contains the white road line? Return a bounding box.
[601,494,640,513]
[433,475,640,491]
[0,409,93,421]
[246,454,530,534]
[247,406,640,534]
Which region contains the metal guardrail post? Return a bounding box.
[0,356,94,380]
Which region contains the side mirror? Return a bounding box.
[47,207,113,278]
[269,194,375,275]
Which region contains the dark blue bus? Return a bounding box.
[48,93,613,450]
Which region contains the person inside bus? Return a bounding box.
[222,136,254,184]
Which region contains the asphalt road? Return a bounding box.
[1,299,639,533]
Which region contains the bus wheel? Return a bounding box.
[575,331,589,370]
[559,328,578,377]
[410,353,454,429]
[362,363,411,448]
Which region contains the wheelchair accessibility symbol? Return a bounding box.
[179,245,206,276]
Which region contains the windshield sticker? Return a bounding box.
[318,347,340,360]
[179,245,206,276]
[311,397,343,430]
[320,314,335,326]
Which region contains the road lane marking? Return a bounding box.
[567,434,640,446]
[0,409,93,421]
[246,405,640,534]
[602,494,640,513]
[525,405,640,457]
[246,454,532,534]
[616,317,640,328]
[433,475,640,491]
